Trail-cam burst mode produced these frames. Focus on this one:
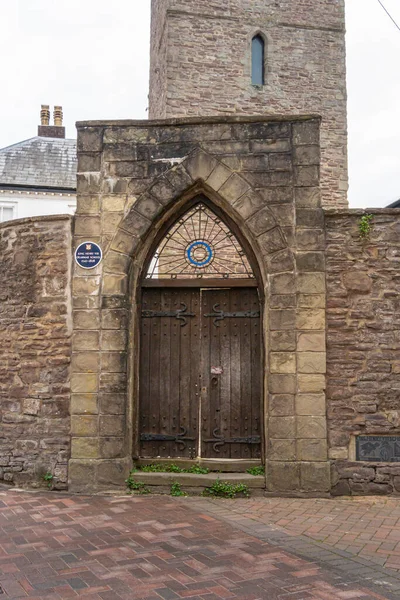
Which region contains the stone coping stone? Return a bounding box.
[77,114,322,128]
[133,472,265,488]
[0,213,72,230]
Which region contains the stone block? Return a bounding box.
[268,204,295,227]
[78,195,100,214]
[71,352,99,374]
[270,331,296,352]
[298,374,325,393]
[269,417,296,439]
[121,209,150,238]
[110,229,140,256]
[101,330,127,351]
[292,121,320,146]
[233,190,264,219]
[103,251,130,274]
[270,273,295,295]
[296,229,325,251]
[297,416,327,439]
[97,458,131,487]
[101,309,127,330]
[102,274,128,296]
[295,187,321,208]
[258,228,287,255]
[296,394,326,416]
[100,353,127,373]
[269,394,295,417]
[270,309,296,331]
[100,437,125,459]
[100,372,127,393]
[78,152,101,172]
[267,461,300,492]
[185,151,218,181]
[267,249,295,274]
[101,212,123,234]
[219,174,250,204]
[269,439,296,461]
[102,196,126,212]
[78,127,103,152]
[71,394,98,415]
[298,294,325,309]
[297,309,325,330]
[71,437,100,459]
[297,273,326,294]
[73,310,100,330]
[68,460,97,492]
[293,145,320,166]
[296,252,325,272]
[71,373,98,394]
[301,462,330,492]
[270,295,296,309]
[296,209,324,229]
[72,331,100,351]
[165,164,193,194]
[297,333,326,352]
[297,352,326,374]
[297,439,327,461]
[99,393,126,415]
[100,415,125,436]
[71,415,98,436]
[73,276,101,297]
[206,163,231,190]
[270,353,296,374]
[148,178,176,205]
[269,374,296,394]
[342,271,372,293]
[246,207,276,236]
[74,216,101,236]
[294,166,319,187]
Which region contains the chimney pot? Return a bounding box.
[40,105,50,126]
[54,106,63,127]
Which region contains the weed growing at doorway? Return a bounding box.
[170,482,188,497]
[43,472,53,489]
[125,472,151,494]
[202,479,250,499]
[138,463,210,474]
[359,214,373,240]
[246,466,264,476]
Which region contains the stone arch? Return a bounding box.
[104,148,293,293]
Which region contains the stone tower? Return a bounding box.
[149,0,348,208]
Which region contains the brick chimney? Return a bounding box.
[38,104,66,138]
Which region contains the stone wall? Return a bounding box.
[149,0,348,209]
[72,115,329,493]
[0,215,72,489]
[326,209,400,495]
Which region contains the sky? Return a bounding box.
[0,0,398,209]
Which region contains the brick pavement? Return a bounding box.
[189,497,400,572]
[0,490,399,600]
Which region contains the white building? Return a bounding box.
[0,106,77,222]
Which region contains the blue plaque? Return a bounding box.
[75,241,102,269]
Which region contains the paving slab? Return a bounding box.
[0,490,399,599]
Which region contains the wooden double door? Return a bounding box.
[139,287,262,460]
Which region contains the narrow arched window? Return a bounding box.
[252,35,265,86]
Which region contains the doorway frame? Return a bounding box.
[133,194,266,463]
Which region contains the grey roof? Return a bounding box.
[387,198,400,208]
[0,137,77,190]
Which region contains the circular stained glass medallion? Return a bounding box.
[186,240,214,268]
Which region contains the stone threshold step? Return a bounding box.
[135,459,262,473]
[132,472,265,488]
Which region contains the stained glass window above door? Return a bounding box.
[146,203,255,279]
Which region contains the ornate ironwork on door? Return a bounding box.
[145,203,255,280]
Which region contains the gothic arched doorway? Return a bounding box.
[138,195,263,464]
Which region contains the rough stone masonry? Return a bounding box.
[149,0,348,209]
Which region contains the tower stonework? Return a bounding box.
[149,0,348,208]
